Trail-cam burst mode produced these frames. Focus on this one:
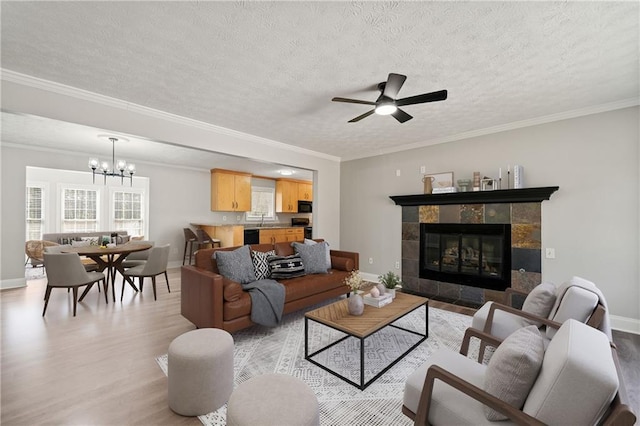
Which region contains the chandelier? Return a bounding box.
[88,136,135,186]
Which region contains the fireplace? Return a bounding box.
[420,223,511,291]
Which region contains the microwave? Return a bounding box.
[298,200,312,213]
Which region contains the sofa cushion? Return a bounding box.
[292,242,329,274]
[223,281,243,302]
[252,250,275,280]
[330,256,354,272]
[521,281,556,326]
[214,245,256,284]
[281,270,350,303]
[81,236,101,246]
[484,325,544,421]
[71,240,91,248]
[268,254,305,279]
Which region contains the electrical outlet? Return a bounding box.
[395,261,400,269]
[237,215,241,221]
[545,248,556,259]
[420,165,426,174]
[222,215,227,221]
[395,169,401,177]
[368,257,374,264]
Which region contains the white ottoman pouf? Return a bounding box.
[168,328,234,416]
[227,373,319,426]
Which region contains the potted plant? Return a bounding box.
[344,270,364,315]
[378,271,402,298]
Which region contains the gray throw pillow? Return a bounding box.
[214,245,256,284]
[303,238,331,268]
[521,281,556,326]
[483,325,544,421]
[293,241,329,274]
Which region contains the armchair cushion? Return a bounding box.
[472,302,529,340]
[546,285,598,339]
[521,282,556,326]
[524,319,618,425]
[214,245,256,284]
[483,325,544,420]
[404,349,493,425]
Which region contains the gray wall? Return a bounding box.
[340,107,639,325]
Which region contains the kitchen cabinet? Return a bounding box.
[259,227,304,244]
[275,179,298,213]
[298,182,313,201]
[199,225,244,247]
[211,169,251,212]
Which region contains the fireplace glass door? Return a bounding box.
[420,224,511,291]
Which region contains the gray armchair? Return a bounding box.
[121,244,170,301]
[403,320,635,425]
[43,253,106,316]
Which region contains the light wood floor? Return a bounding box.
[2,269,638,424]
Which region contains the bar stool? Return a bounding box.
[182,228,198,265]
[196,229,221,250]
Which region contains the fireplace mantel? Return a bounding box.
[390,186,559,206]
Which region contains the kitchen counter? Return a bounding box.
[191,223,308,246]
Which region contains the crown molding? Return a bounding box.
[340,97,640,162]
[1,69,341,162]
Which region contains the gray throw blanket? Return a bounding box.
[241,279,286,327]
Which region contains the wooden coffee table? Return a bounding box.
[304,292,428,390]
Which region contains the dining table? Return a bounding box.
[61,242,152,303]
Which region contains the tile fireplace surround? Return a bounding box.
[393,187,559,307]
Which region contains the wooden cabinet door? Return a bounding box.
[234,174,251,212]
[276,180,298,213]
[298,183,312,201]
[259,229,276,244]
[211,171,236,211]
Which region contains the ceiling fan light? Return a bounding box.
[375,103,397,115]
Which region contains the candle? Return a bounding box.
[507,164,511,173]
[499,168,502,179]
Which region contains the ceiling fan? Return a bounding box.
[331,73,447,123]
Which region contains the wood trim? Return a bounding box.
[210,168,252,177]
[389,186,559,206]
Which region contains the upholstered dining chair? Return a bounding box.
[43,253,106,316]
[472,276,609,359]
[121,244,170,301]
[121,240,154,269]
[403,320,636,426]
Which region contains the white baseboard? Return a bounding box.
[1,278,27,290]
[610,315,640,335]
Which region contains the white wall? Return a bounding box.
[1,78,341,289]
[340,107,639,326]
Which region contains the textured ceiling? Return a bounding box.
[1,1,638,161]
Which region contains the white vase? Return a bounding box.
[348,293,364,315]
[386,288,396,299]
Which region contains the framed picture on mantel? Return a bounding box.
[425,171,454,189]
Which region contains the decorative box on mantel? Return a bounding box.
[390,187,559,308]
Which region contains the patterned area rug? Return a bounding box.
[156,301,473,426]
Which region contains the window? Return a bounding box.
[246,186,275,220]
[62,188,98,232]
[26,186,45,240]
[113,190,144,236]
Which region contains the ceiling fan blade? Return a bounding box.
[396,90,448,107]
[391,108,413,123]
[348,109,375,123]
[332,97,376,106]
[383,73,407,99]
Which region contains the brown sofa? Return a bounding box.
[181,240,359,333]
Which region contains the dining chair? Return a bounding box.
[121,244,170,301]
[25,240,59,269]
[43,253,106,316]
[44,244,100,272]
[121,240,154,269]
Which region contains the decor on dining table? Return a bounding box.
[88,135,135,186]
[344,270,365,316]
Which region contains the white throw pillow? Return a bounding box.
[521,282,556,326]
[483,325,544,421]
[71,240,91,248]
